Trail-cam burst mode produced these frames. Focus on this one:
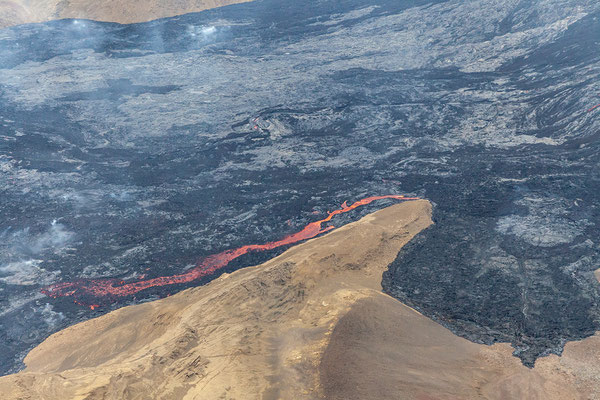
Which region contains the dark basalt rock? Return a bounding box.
[1,0,600,374]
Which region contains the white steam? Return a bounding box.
[27,220,75,254]
[40,303,65,328]
[187,25,220,41]
[0,259,59,285]
[0,220,74,286]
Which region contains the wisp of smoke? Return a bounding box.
[187,25,220,42]
[0,221,74,286]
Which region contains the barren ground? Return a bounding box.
[0,0,252,27]
[2,201,600,399]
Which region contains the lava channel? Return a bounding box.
[42,195,419,308]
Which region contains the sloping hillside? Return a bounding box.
[0,0,251,28]
[0,201,431,399]
[2,200,600,399]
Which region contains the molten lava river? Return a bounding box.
[42,195,418,308]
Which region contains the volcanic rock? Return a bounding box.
[2,201,600,399]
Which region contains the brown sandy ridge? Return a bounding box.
[1,200,600,399]
[0,0,252,28]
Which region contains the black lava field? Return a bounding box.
[1,0,600,373]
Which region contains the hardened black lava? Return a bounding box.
[1,0,600,373]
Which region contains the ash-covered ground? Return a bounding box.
[1,0,599,373]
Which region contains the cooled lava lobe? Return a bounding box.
[1,0,600,374]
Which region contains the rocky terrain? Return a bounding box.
[0,201,432,399]
[3,202,600,400]
[0,0,251,28]
[1,0,600,377]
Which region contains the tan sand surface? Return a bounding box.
[2,200,600,399]
[0,0,252,28]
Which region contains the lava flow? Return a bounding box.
[588,103,600,112]
[42,195,419,307]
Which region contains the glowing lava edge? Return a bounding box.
[42,195,419,308]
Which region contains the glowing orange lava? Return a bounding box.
[42,195,419,307]
[588,103,600,112]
